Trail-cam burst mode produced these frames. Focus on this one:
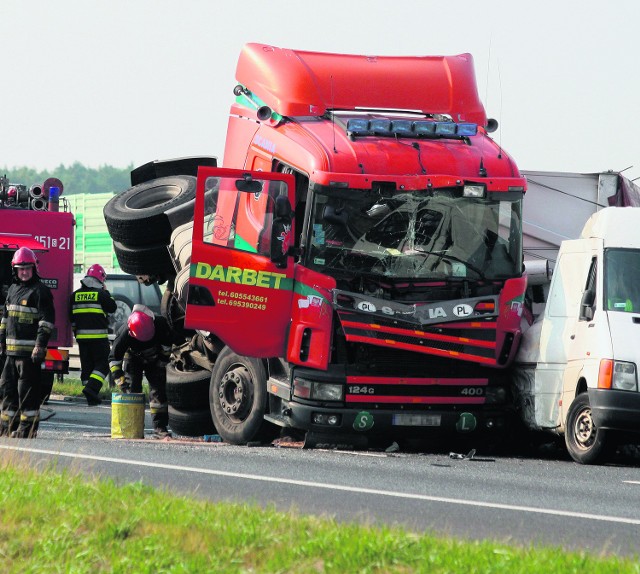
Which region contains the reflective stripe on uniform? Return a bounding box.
[76,328,109,339]
[39,320,55,332]
[6,303,39,314]
[149,402,168,414]
[72,304,106,315]
[89,370,108,384]
[6,338,37,350]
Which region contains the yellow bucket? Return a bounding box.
[111,393,145,439]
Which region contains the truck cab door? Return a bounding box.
[185,167,296,358]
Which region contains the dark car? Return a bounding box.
[105,274,163,335]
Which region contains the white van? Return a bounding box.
[513,207,640,464]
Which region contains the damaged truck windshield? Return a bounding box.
[308,186,522,283]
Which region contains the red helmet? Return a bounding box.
[86,263,107,284]
[127,309,155,342]
[12,247,38,270]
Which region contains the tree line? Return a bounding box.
[0,163,132,195]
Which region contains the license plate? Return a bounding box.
[392,414,441,427]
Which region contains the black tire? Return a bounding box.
[40,371,55,404]
[209,347,277,445]
[168,405,216,437]
[104,176,197,246]
[108,295,134,335]
[166,362,210,410]
[565,393,611,464]
[113,240,176,277]
[160,289,190,337]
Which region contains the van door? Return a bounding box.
[561,244,604,421]
[185,167,296,358]
[536,242,592,427]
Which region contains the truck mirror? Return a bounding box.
[579,289,595,321]
[323,204,348,226]
[235,175,263,194]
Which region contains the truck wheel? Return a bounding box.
[169,220,193,271]
[113,240,176,277]
[565,393,611,464]
[160,289,191,337]
[104,176,197,247]
[108,295,134,335]
[168,405,216,437]
[210,347,276,445]
[166,363,210,410]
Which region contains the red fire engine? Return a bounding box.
[0,175,74,400]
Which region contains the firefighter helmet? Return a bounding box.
[11,247,38,270]
[127,308,155,342]
[86,263,107,284]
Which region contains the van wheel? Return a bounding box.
[104,176,197,246]
[210,347,277,445]
[565,393,611,464]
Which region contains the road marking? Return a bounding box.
[623,481,640,485]
[2,444,640,526]
[46,422,111,431]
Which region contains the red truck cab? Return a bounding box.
[180,44,528,447]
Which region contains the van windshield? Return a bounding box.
[605,248,640,313]
[307,187,522,281]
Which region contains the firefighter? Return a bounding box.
[0,247,55,438]
[70,264,117,406]
[109,304,175,438]
[0,251,11,379]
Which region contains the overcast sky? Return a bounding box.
[2,0,639,182]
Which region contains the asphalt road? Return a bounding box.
[2,398,640,558]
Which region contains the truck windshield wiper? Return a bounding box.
[412,248,486,280]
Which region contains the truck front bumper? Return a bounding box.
[589,388,640,433]
[284,400,512,444]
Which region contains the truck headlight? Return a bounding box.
[293,377,344,401]
[598,360,637,391]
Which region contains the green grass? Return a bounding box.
[0,460,638,573]
[53,376,148,400]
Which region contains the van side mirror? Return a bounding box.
[270,196,294,268]
[579,288,595,321]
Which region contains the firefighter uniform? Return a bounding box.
[70,268,117,405]
[0,249,55,438]
[109,306,175,437]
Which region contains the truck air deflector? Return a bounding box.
[236,43,487,125]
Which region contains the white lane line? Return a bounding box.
[623,481,640,485]
[2,444,640,526]
[44,422,111,431]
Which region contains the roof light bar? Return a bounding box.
[346,119,478,138]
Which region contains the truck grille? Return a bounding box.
[338,310,497,366]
